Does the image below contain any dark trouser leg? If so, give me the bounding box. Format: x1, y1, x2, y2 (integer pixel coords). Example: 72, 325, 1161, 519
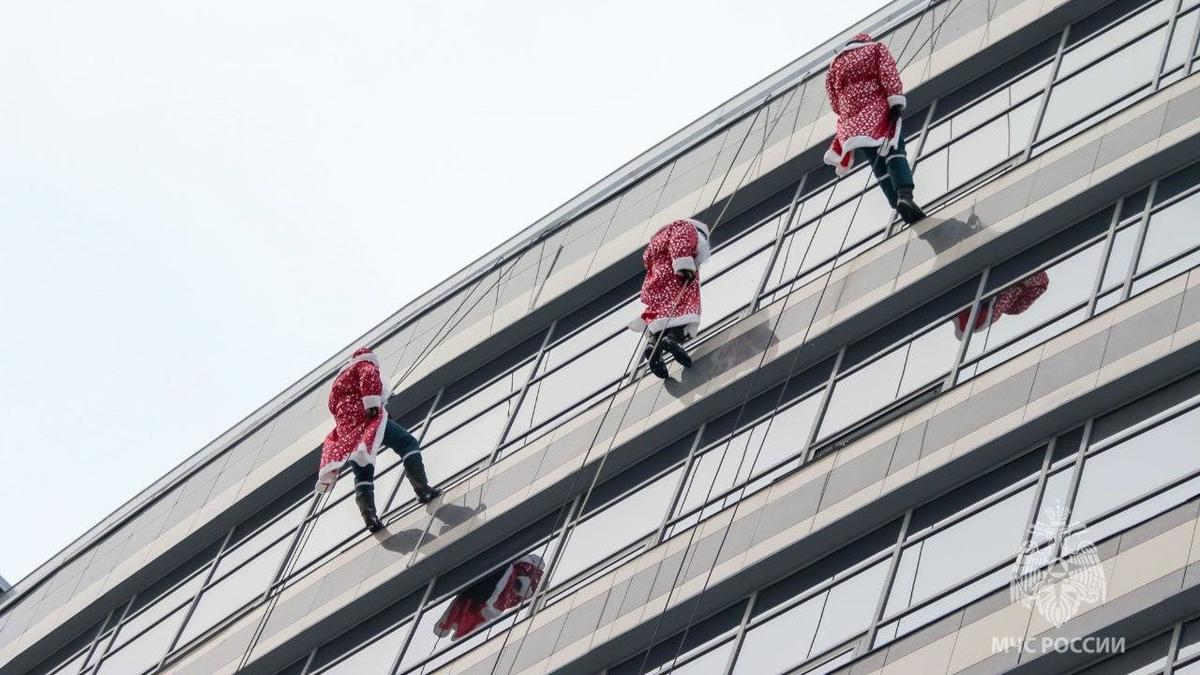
881, 137, 924, 223
865, 145, 898, 208
384, 419, 440, 503
349, 461, 384, 532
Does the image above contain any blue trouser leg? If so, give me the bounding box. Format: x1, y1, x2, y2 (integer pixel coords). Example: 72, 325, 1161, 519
383, 419, 429, 485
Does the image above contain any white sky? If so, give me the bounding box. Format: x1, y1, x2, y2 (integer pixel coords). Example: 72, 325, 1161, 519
0, 0, 887, 585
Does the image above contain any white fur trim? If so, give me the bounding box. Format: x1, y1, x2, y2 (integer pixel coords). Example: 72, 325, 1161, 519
824, 124, 904, 176
887, 95, 907, 109
836, 40, 872, 56
672, 256, 697, 274
482, 554, 544, 620
685, 219, 710, 238
362, 395, 383, 410
632, 313, 702, 338
314, 417, 388, 493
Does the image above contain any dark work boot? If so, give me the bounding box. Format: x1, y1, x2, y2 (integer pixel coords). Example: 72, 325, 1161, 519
660, 329, 692, 369
895, 187, 926, 224
403, 453, 442, 504
409, 475, 443, 505
354, 484, 385, 533
644, 334, 670, 379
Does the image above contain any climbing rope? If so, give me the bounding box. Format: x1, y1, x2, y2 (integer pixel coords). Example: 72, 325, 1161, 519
639, 2, 970, 672
485, 83, 804, 675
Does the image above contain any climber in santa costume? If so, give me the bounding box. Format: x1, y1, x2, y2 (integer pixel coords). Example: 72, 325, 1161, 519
434, 554, 545, 640
317, 347, 441, 533
629, 218, 711, 379
823, 33, 926, 225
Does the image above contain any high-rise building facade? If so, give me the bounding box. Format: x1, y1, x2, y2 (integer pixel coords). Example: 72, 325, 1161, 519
8, 0, 1200, 673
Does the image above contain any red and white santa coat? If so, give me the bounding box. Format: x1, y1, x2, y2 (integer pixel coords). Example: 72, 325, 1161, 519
823, 33, 907, 176
434, 554, 545, 641
954, 271, 1050, 337
315, 347, 388, 493
628, 219, 711, 338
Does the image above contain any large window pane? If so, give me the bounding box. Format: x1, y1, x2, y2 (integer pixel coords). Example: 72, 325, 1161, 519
915, 99, 1039, 204
1039, 27, 1167, 141
424, 363, 533, 442
1138, 190, 1200, 273
675, 392, 822, 519
113, 572, 205, 652
818, 323, 959, 440
422, 402, 509, 482
95, 606, 186, 675
512, 330, 640, 439
317, 621, 409, 674
551, 468, 682, 587
1072, 406, 1200, 524
733, 561, 888, 675
701, 248, 771, 326
886, 487, 1035, 616
1059, 1, 1171, 77
177, 538, 289, 646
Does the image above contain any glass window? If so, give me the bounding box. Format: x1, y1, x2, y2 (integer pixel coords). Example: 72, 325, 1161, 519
819, 322, 959, 440
675, 392, 822, 520
292, 495, 362, 573
1039, 27, 1167, 141
511, 329, 640, 440
316, 622, 409, 674
551, 468, 682, 587
733, 560, 888, 675
177, 538, 290, 647
424, 362, 533, 443
1138, 190, 1200, 273
1072, 406, 1200, 524
1100, 223, 1138, 293
660, 641, 735, 675
220, 503, 305, 575
1060, 1, 1172, 77
701, 247, 772, 326
915, 99, 1039, 205
540, 295, 642, 375
95, 606, 186, 675
1165, 9, 1200, 75
1073, 630, 1170, 675
963, 241, 1104, 366
113, 572, 205, 652
421, 401, 509, 483
886, 487, 1035, 616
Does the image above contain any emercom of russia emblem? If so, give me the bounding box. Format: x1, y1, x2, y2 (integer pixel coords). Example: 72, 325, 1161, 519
1009, 500, 1106, 628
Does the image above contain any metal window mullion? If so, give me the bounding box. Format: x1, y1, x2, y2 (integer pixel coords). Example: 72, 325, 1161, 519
537, 498, 583, 604
297, 648, 317, 675
1189, 3, 1200, 75
945, 269, 990, 389
803, 347, 847, 463
1053, 418, 1093, 561
386, 578, 437, 675
75, 607, 118, 674
657, 425, 707, 545
861, 511, 913, 654
90, 598, 135, 668
1014, 440, 1058, 573
162, 528, 235, 662
490, 324, 557, 464
383, 387, 443, 513
1123, 180, 1159, 301
1022, 26, 1070, 163
1167, 619, 1185, 675
1156, 0, 1187, 90
751, 177, 809, 312
720, 591, 759, 675
1087, 199, 1125, 317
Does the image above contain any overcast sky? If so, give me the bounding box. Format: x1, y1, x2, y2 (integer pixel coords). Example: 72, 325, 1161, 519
0, 0, 887, 585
